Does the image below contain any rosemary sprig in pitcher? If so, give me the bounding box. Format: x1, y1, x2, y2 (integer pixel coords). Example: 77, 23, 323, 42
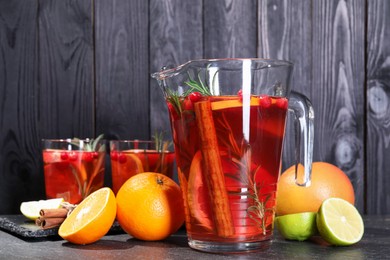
165, 69, 216, 117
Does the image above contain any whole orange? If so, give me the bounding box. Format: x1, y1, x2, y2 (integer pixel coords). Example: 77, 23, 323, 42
116, 172, 185, 241
276, 162, 355, 215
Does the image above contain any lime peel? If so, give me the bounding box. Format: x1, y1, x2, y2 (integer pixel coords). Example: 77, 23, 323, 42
275, 212, 318, 241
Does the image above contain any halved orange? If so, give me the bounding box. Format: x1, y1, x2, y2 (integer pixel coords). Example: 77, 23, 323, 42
58, 187, 116, 245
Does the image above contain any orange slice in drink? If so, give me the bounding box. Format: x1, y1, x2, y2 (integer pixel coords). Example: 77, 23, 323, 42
58, 187, 116, 245
187, 151, 213, 231
112, 152, 144, 194
128, 153, 145, 172
211, 97, 259, 110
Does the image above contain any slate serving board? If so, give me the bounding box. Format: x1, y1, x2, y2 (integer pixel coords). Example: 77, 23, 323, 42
0, 215, 123, 239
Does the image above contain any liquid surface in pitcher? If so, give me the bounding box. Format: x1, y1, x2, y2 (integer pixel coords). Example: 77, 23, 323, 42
167, 94, 288, 242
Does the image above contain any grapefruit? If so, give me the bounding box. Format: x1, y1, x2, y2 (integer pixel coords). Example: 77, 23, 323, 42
276, 162, 355, 215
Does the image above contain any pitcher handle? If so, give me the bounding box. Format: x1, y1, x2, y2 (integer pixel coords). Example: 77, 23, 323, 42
288, 91, 314, 186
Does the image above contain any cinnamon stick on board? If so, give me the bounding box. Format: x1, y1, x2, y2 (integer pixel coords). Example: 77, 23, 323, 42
39, 208, 68, 218
36, 217, 66, 229
194, 100, 234, 237
35, 208, 69, 229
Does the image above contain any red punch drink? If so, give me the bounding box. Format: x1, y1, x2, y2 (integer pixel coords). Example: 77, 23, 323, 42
152, 58, 314, 253
110, 140, 175, 194
42, 137, 106, 204
167, 95, 288, 243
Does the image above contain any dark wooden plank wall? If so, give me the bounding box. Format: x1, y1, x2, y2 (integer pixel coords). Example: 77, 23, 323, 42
0, 0, 388, 215
95, 0, 149, 141
366, 0, 390, 214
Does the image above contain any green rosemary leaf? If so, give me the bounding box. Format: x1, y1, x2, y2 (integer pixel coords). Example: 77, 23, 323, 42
166, 88, 183, 116
91, 134, 105, 152
197, 72, 208, 94
69, 138, 81, 148
152, 131, 172, 152
68, 134, 104, 152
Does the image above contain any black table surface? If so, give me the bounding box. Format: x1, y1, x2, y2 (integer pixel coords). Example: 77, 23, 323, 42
0, 215, 388, 259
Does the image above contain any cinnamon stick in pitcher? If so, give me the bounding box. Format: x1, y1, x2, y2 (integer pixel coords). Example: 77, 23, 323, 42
194, 100, 234, 237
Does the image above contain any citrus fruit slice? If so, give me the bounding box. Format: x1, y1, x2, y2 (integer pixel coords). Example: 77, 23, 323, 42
116, 172, 185, 241
111, 152, 144, 194
316, 198, 364, 246
275, 212, 317, 241
211, 97, 258, 110
122, 153, 144, 173
20, 198, 64, 220
187, 151, 213, 231
58, 187, 116, 245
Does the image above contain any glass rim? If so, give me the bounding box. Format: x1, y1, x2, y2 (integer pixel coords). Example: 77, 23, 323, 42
41, 138, 106, 143
109, 139, 155, 144
151, 58, 294, 80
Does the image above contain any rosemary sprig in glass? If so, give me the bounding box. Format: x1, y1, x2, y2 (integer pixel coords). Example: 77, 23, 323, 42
68, 134, 105, 152
153, 131, 172, 152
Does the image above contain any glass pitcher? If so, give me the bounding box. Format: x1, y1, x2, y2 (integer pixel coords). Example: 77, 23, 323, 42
152, 58, 314, 253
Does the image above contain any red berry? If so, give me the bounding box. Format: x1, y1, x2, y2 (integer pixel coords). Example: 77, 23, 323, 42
183, 98, 193, 110
60, 152, 69, 160
259, 95, 272, 108
237, 90, 243, 101
82, 152, 94, 162
118, 153, 127, 164
276, 97, 288, 110
167, 102, 175, 112
69, 151, 78, 161
167, 102, 179, 120
111, 151, 118, 161
189, 92, 202, 103
92, 152, 99, 159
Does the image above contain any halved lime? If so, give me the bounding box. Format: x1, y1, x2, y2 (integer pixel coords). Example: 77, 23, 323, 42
316, 198, 364, 246
20, 198, 64, 220
275, 212, 317, 241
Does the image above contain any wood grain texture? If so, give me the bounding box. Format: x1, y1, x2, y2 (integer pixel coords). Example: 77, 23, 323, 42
38, 0, 94, 139
95, 0, 149, 140
259, 0, 365, 212
258, 0, 312, 170
149, 0, 203, 138
204, 0, 257, 58
0, 0, 42, 213
366, 0, 390, 214
312, 0, 365, 211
